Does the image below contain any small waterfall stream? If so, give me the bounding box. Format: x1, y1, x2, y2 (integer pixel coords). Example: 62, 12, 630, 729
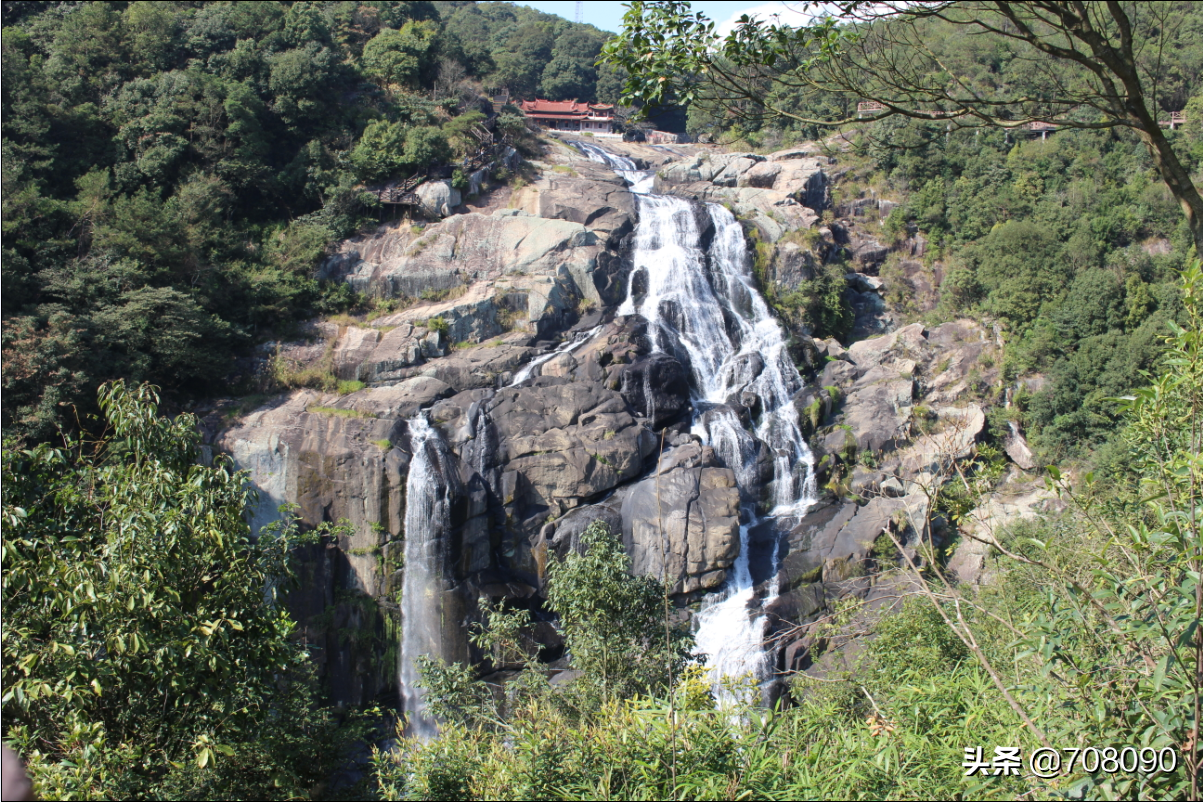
398, 415, 451, 738
572, 139, 656, 194
509, 325, 604, 386
574, 142, 818, 701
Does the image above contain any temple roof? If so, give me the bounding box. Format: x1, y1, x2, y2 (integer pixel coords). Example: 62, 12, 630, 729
519, 99, 614, 116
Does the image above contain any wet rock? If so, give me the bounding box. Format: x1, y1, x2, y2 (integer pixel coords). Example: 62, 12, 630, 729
619, 353, 691, 428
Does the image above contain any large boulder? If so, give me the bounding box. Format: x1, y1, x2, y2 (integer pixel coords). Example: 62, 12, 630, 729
769, 242, 818, 290
483, 377, 657, 522
620, 442, 741, 594
510, 159, 637, 247
712, 156, 762, 187
778, 494, 928, 598
619, 353, 691, 428
416, 179, 462, 218
841, 377, 914, 453
846, 323, 928, 368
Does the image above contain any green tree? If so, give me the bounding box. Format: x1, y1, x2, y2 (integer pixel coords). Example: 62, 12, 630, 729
539, 28, 604, 101
362, 21, 439, 89
545, 521, 694, 705
2, 381, 359, 800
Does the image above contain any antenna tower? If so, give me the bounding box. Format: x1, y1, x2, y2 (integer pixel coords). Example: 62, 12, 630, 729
575, 1, 584, 23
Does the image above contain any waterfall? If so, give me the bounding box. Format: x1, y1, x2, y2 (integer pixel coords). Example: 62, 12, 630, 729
398, 415, 451, 739
509, 325, 604, 386
572, 142, 818, 702
621, 195, 818, 701
575, 143, 819, 700
571, 140, 655, 194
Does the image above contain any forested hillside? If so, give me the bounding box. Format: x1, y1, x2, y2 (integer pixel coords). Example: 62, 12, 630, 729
3, 3, 1202, 801
1, 0, 616, 443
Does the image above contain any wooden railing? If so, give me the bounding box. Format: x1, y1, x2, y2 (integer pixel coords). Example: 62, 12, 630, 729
1160, 110, 1186, 129
370, 123, 515, 206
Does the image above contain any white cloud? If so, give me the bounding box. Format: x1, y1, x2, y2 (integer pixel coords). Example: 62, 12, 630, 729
713, 2, 829, 39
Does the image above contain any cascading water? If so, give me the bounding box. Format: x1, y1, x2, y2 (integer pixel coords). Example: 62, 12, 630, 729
509, 325, 604, 386
575, 142, 818, 702
398, 415, 451, 739
571, 140, 655, 194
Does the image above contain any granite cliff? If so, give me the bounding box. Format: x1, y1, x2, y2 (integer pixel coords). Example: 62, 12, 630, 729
205, 135, 1055, 707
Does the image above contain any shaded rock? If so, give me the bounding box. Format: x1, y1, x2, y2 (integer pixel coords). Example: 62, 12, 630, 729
846, 272, 885, 293
767, 146, 817, 161
769, 242, 818, 290
846, 289, 893, 340
621, 442, 741, 595
851, 237, 890, 269
619, 353, 691, 428
548, 495, 626, 560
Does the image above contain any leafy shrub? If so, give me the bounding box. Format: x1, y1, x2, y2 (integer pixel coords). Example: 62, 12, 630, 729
1, 382, 363, 800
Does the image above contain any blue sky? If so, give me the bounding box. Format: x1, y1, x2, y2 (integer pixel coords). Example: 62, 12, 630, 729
516, 2, 816, 34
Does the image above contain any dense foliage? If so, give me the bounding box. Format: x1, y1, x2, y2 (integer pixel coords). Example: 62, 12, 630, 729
1, 1, 615, 443
1, 381, 363, 800
373, 267, 1201, 799
872, 121, 1191, 457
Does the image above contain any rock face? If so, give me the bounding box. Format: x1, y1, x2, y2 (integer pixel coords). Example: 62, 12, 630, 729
653, 148, 828, 242
212, 137, 1046, 708
620, 442, 741, 594
321, 152, 639, 350
481, 378, 656, 521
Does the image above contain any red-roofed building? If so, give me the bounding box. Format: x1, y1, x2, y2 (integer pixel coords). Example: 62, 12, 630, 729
518, 99, 616, 134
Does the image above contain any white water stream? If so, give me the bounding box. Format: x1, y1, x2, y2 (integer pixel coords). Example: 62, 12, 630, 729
398, 415, 450, 738
509, 325, 604, 386
574, 142, 818, 702
397, 142, 818, 736
572, 139, 656, 194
